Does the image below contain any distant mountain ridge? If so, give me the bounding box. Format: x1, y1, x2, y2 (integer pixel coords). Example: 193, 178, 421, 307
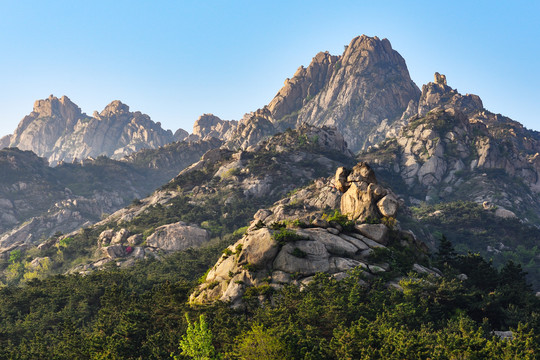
1, 95, 184, 165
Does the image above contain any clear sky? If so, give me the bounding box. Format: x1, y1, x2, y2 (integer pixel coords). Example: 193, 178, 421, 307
0, 0, 538, 137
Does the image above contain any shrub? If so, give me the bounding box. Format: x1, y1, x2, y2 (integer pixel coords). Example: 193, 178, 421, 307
273, 228, 306, 245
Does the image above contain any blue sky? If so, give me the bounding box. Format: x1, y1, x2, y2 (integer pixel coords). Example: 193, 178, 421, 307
0, 1, 538, 136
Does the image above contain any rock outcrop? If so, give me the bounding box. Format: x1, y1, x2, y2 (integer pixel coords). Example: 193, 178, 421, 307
191, 163, 428, 307
360, 74, 540, 220
417, 72, 483, 117
56, 125, 355, 273
6, 95, 176, 165
268, 51, 339, 123
287, 35, 420, 151
145, 222, 209, 251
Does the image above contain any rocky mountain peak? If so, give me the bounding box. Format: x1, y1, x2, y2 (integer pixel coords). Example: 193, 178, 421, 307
186, 114, 238, 142
32, 94, 82, 120
417, 73, 483, 117
4, 96, 175, 165
341, 35, 396, 67
98, 100, 130, 118
292, 35, 421, 152
434, 72, 447, 86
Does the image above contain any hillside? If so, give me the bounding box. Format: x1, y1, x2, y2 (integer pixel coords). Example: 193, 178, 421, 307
0, 125, 355, 283
0, 138, 219, 257
0, 159, 537, 359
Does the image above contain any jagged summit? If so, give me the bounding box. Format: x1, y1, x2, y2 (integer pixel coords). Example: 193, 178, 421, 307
188, 35, 421, 153
291, 35, 421, 151
98, 100, 131, 117
32, 95, 83, 121
185, 113, 238, 142
4, 95, 176, 165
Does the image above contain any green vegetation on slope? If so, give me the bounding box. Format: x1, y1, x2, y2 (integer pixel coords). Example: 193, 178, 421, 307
0, 238, 538, 359
402, 200, 540, 289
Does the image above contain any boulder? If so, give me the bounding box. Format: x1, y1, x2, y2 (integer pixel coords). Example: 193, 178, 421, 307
237, 228, 279, 267
341, 182, 379, 221
377, 194, 399, 217
127, 234, 143, 246
494, 208, 517, 219
102, 244, 125, 259
334, 167, 350, 192
273, 241, 330, 275
98, 229, 114, 247
110, 228, 129, 245
299, 228, 358, 257
354, 224, 389, 245
347, 163, 378, 184
145, 221, 209, 251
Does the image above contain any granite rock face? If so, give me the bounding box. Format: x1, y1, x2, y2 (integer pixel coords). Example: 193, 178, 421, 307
268, 51, 339, 123
292, 35, 421, 152
6, 95, 175, 165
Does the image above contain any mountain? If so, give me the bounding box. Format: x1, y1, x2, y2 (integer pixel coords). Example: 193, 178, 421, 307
0, 125, 354, 281
3, 95, 180, 165
187, 35, 421, 153
359, 73, 540, 222
273, 35, 421, 151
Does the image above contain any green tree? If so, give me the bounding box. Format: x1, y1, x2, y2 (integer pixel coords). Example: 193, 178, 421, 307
435, 234, 457, 270
235, 323, 287, 360
175, 314, 217, 360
